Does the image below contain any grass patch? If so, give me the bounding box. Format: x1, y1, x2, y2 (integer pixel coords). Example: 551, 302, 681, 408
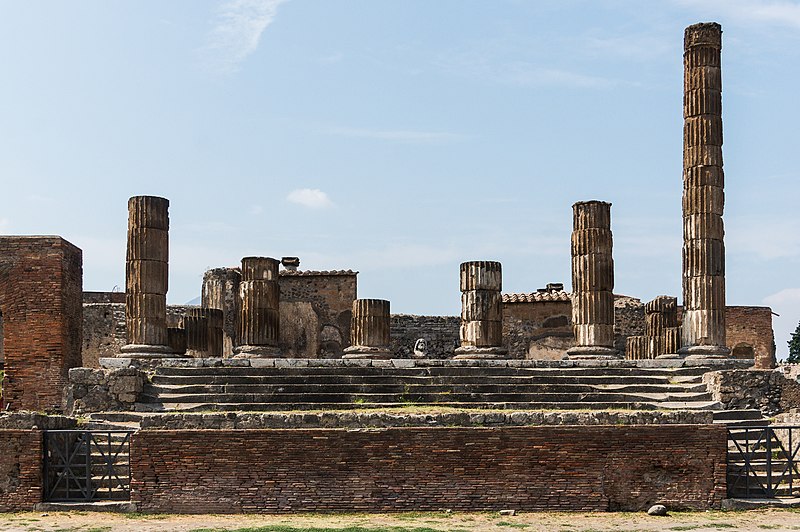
497, 522, 530, 528
123, 512, 168, 520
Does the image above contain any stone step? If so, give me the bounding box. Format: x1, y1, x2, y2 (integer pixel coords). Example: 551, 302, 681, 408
136, 400, 723, 413
713, 409, 764, 421
152, 365, 710, 378
149, 374, 702, 387
140, 390, 714, 405
145, 382, 707, 396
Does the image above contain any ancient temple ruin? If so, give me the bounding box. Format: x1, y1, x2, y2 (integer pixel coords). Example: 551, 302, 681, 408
0, 22, 793, 515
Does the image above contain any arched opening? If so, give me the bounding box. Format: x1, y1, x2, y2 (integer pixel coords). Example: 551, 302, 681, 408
732, 342, 755, 359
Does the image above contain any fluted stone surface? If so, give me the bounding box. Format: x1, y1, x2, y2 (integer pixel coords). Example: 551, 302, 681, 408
120, 196, 173, 357
343, 299, 392, 359
626, 336, 648, 361
234, 257, 282, 358
645, 296, 679, 338
454, 261, 507, 359
166, 327, 187, 355
184, 308, 224, 358
624, 296, 682, 360
680, 22, 729, 357
202, 267, 241, 357
568, 201, 618, 359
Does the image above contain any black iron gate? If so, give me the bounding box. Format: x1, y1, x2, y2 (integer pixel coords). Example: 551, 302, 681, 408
43, 430, 133, 502
727, 425, 800, 498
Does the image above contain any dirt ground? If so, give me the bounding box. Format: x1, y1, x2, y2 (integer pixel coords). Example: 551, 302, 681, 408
1, 509, 800, 532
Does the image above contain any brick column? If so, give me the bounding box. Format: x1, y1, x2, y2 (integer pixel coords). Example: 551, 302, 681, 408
343, 299, 392, 359
567, 201, 619, 359
679, 22, 730, 358
120, 196, 174, 357
202, 267, 241, 357
234, 257, 282, 358
184, 308, 224, 358
454, 261, 507, 359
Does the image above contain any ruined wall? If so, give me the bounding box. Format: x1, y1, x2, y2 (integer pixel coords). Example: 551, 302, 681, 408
503, 298, 572, 359
278, 271, 357, 357
0, 430, 42, 511
725, 306, 775, 368
81, 303, 197, 367
0, 237, 82, 412
83, 291, 125, 304
131, 425, 726, 513
390, 315, 460, 358
703, 369, 800, 416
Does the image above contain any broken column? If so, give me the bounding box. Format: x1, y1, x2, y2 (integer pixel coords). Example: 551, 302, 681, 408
624, 296, 682, 359
234, 257, 281, 358
567, 201, 618, 359
202, 267, 241, 357
184, 308, 224, 358
680, 22, 729, 357
342, 299, 392, 359
454, 261, 507, 359
120, 196, 173, 357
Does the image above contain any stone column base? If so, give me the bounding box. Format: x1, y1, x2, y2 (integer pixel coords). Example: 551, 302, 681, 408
342, 346, 392, 360
566, 346, 620, 360
678, 344, 731, 359
233, 345, 283, 358
452, 346, 508, 360
118, 344, 180, 358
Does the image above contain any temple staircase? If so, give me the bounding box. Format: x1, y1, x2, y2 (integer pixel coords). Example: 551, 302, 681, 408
132, 364, 723, 413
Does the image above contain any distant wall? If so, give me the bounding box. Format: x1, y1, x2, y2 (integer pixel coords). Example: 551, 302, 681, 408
81, 303, 197, 367
131, 425, 727, 513
278, 271, 357, 357
390, 315, 460, 358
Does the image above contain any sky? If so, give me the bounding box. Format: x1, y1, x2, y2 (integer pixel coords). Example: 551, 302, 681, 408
1, 1, 799, 358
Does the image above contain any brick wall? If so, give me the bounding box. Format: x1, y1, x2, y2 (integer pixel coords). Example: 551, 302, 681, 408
503, 301, 573, 359
725, 306, 775, 368
0, 430, 42, 511
0, 237, 83, 411
131, 424, 726, 513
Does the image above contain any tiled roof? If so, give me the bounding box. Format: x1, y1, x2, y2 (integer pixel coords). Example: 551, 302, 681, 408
503, 291, 571, 303
279, 269, 358, 277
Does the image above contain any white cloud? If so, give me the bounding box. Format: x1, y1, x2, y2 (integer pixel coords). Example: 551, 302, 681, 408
0, 218, 10, 233
287, 188, 334, 209
203, 0, 289, 74
324, 126, 467, 144
673, 0, 800, 29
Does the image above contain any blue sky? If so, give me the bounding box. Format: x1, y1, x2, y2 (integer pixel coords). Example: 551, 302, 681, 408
1, 1, 799, 357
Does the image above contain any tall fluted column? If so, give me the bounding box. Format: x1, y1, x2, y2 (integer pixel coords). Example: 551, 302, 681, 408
454, 261, 507, 359
680, 22, 729, 358
202, 267, 241, 357
567, 201, 618, 359
342, 299, 392, 359
234, 257, 281, 358
120, 196, 174, 357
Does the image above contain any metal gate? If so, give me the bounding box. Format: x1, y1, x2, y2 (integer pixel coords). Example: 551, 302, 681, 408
43, 430, 133, 502
727, 425, 800, 498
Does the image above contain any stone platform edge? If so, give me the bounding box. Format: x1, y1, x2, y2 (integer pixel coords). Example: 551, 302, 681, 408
132, 409, 714, 430
100, 356, 755, 370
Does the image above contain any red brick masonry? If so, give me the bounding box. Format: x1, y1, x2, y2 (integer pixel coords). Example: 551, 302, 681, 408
0, 430, 43, 511
0, 236, 83, 412
131, 425, 727, 513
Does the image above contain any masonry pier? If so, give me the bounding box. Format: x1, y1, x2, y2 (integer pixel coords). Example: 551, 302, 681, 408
202, 268, 241, 357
